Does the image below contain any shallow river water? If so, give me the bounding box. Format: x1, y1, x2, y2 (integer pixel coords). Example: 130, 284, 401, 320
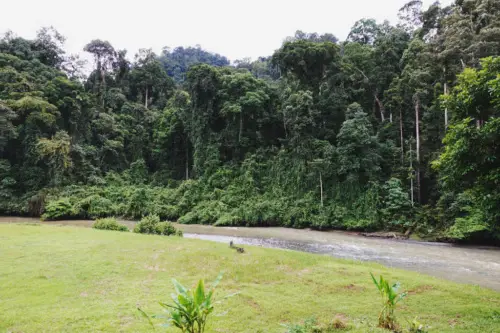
2, 217, 500, 291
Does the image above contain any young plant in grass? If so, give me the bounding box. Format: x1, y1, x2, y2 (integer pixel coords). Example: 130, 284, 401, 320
370, 273, 407, 331
407, 317, 430, 333
139, 273, 225, 332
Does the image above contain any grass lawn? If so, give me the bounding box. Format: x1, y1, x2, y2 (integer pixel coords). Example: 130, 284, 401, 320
0, 224, 499, 333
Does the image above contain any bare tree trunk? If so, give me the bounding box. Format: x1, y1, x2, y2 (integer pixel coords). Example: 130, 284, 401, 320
319, 172, 323, 207
374, 95, 385, 122
415, 95, 421, 204
144, 88, 148, 109
400, 108, 404, 165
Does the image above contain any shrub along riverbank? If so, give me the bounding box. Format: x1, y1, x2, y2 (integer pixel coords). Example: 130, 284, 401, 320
0, 178, 430, 235
1, 223, 499, 332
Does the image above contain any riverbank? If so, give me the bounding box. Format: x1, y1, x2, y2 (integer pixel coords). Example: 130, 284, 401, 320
2, 217, 500, 291
1, 223, 500, 332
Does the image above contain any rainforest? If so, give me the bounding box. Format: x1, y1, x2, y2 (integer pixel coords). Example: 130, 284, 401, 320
1, 0, 500, 244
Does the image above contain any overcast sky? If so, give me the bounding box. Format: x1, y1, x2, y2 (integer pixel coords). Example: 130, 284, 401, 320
2, 0, 452, 62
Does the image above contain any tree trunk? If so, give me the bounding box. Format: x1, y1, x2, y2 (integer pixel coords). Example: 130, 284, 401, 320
319, 172, 323, 207
94, 58, 100, 95
374, 94, 385, 122
185, 143, 189, 180
444, 67, 449, 129
239, 112, 243, 143
415, 95, 421, 204
399, 108, 404, 165
99, 59, 106, 107
144, 88, 148, 109
410, 144, 414, 207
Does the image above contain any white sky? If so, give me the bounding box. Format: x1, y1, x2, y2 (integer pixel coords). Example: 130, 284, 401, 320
2, 0, 452, 62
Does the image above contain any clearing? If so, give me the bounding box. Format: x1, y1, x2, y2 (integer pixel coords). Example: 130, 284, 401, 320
0, 224, 499, 332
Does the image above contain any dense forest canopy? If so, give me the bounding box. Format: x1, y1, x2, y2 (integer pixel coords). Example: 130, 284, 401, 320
1, 0, 499, 243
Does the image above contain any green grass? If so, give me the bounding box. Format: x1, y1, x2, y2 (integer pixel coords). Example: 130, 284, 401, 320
0, 224, 499, 333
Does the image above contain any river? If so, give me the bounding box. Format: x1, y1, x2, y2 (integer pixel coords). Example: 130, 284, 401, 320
2, 217, 500, 291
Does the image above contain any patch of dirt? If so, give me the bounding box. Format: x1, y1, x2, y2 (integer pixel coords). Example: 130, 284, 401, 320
80, 292, 88, 297
333, 313, 349, 321
151, 250, 165, 260
145, 264, 165, 272
276, 264, 293, 272
119, 315, 134, 329
408, 285, 434, 295
297, 268, 312, 276
342, 284, 365, 292
246, 299, 261, 310
448, 318, 461, 327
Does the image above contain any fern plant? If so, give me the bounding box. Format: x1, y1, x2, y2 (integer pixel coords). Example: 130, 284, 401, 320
370, 273, 407, 331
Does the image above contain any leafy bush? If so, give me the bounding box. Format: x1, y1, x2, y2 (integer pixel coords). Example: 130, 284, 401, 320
370, 273, 407, 331
178, 200, 228, 225
74, 195, 115, 218
41, 198, 74, 220
155, 221, 178, 236
92, 218, 129, 232
139, 274, 223, 333
381, 178, 412, 230
283, 194, 319, 228
134, 214, 182, 236
343, 218, 375, 231
311, 204, 347, 230
134, 214, 161, 234
214, 213, 242, 226
126, 188, 152, 218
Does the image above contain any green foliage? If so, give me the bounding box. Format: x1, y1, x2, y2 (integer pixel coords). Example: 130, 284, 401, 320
381, 178, 412, 230
155, 221, 182, 236
133, 214, 182, 237
133, 214, 161, 234
434, 57, 500, 242
140, 274, 223, 332
160, 46, 229, 83
127, 188, 152, 219
283, 318, 321, 333
2, 5, 500, 244
282, 317, 349, 333
74, 195, 115, 219
41, 198, 74, 220
92, 218, 129, 232
370, 273, 407, 331
407, 317, 430, 333
337, 103, 381, 185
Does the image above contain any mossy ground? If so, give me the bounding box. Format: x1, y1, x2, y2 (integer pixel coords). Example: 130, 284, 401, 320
1, 224, 499, 332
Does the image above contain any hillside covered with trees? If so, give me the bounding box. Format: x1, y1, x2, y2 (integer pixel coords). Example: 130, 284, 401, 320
1, 0, 499, 244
